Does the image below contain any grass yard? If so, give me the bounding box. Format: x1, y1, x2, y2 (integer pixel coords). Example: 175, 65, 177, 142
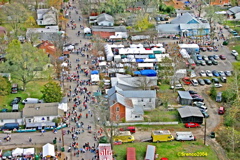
0, 80, 48, 111
114, 141, 218, 160
144, 109, 179, 122
232, 45, 240, 53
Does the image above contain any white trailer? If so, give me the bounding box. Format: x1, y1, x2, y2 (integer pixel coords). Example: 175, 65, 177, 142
175, 132, 196, 141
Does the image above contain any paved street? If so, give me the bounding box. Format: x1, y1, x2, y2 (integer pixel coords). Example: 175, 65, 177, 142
0, 1, 99, 160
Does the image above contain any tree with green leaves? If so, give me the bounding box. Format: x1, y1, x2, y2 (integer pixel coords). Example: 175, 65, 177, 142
0, 76, 11, 96
134, 15, 151, 31
0, 40, 49, 90
41, 81, 63, 102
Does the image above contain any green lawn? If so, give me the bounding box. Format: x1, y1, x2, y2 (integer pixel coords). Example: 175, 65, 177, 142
114, 141, 218, 160
0, 80, 47, 111
232, 45, 240, 53
144, 109, 179, 122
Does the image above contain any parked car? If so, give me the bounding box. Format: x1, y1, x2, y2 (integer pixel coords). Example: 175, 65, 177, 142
218, 71, 225, 77
201, 47, 207, 52
220, 76, 227, 83
213, 55, 219, 60
182, 77, 191, 85
206, 70, 213, 77
191, 79, 198, 86
202, 111, 209, 118
212, 78, 220, 83
10, 97, 21, 106
199, 70, 206, 77
218, 107, 225, 115
232, 31, 238, 36
192, 97, 204, 102
202, 55, 208, 60
208, 55, 214, 60
224, 25, 229, 29
170, 84, 183, 89
198, 105, 208, 112
185, 122, 200, 128
219, 55, 226, 60
213, 83, 223, 88
216, 92, 222, 102
212, 60, 218, 65
197, 55, 203, 60
197, 78, 205, 85
231, 50, 238, 57
203, 79, 212, 85
200, 60, 206, 66
207, 47, 213, 52
212, 70, 220, 77
224, 71, 232, 77
193, 101, 205, 107
189, 90, 197, 95
206, 60, 213, 65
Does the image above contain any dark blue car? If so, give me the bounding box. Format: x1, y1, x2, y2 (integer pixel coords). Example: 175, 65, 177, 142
212, 70, 220, 77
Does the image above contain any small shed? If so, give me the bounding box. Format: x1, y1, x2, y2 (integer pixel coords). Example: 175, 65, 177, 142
177, 106, 204, 124
178, 91, 193, 105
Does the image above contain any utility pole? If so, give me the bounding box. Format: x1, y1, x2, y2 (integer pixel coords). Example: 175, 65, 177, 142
204, 117, 207, 145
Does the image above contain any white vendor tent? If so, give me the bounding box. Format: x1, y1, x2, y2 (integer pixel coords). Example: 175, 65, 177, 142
12, 148, 24, 157
43, 143, 55, 157
99, 61, 107, 66
179, 49, 190, 58
61, 62, 68, 67
91, 74, 100, 82
138, 63, 153, 68
58, 103, 68, 112
84, 27, 91, 34
23, 148, 34, 156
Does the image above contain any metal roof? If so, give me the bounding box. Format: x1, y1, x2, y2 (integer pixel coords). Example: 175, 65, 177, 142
156, 24, 180, 34
171, 12, 199, 24
178, 91, 193, 99
177, 106, 204, 118
23, 103, 61, 117
228, 6, 240, 14
119, 90, 156, 98
0, 112, 21, 119
92, 26, 127, 32
97, 13, 114, 23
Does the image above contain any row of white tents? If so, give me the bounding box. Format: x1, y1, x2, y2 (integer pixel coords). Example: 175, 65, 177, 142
10, 143, 55, 158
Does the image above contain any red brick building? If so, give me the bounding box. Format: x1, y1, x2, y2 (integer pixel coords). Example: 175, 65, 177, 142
110, 103, 126, 122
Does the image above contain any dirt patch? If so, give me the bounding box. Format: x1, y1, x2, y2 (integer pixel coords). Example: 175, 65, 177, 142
165, 0, 185, 9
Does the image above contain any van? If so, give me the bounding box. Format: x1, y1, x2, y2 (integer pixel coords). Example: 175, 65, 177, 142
218, 107, 225, 115
198, 105, 208, 112
22, 98, 43, 104
216, 92, 222, 102
151, 130, 174, 142
11, 84, 18, 94
175, 132, 196, 141
119, 126, 136, 133
113, 131, 135, 143
220, 76, 227, 83
1, 123, 19, 130
12, 104, 19, 112
187, 59, 196, 68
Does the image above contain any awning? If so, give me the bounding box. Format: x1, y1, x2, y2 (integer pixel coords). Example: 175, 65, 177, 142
43, 143, 55, 157
26, 122, 56, 128
136, 59, 144, 63
133, 71, 141, 75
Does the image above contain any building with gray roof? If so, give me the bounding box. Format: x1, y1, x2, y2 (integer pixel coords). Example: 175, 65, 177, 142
0, 112, 22, 126
97, 13, 114, 26
227, 6, 240, 19
177, 106, 204, 124
178, 91, 193, 105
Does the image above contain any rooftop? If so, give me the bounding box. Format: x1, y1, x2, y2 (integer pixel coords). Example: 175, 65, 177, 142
152, 130, 171, 135
177, 106, 204, 118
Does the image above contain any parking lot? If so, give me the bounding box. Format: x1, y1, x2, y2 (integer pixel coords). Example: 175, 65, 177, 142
194, 46, 235, 77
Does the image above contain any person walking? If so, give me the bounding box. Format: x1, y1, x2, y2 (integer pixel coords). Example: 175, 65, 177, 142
29, 137, 32, 142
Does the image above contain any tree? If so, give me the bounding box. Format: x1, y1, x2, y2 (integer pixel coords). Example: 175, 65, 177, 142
41, 81, 63, 102
209, 85, 217, 99
0, 76, 11, 96
134, 15, 151, 31
0, 40, 49, 90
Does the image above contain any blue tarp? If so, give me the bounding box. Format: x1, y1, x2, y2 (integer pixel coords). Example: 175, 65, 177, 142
134, 71, 141, 75
184, 1, 190, 4
136, 59, 144, 63
91, 70, 99, 74
140, 69, 157, 77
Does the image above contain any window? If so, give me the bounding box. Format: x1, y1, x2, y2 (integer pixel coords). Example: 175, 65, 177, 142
116, 107, 120, 112
135, 115, 140, 118
28, 119, 31, 123
149, 98, 152, 102
116, 115, 119, 120
47, 117, 50, 121
1, 120, 3, 123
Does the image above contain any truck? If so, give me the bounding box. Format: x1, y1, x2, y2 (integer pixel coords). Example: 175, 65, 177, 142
113, 131, 134, 143
151, 130, 174, 142
0, 123, 19, 131
175, 132, 196, 141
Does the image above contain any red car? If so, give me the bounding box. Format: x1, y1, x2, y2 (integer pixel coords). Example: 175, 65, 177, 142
185, 122, 200, 128
219, 55, 226, 60
182, 77, 191, 85
113, 141, 122, 145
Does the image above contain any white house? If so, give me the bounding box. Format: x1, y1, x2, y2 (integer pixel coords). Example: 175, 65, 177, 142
227, 6, 240, 19
96, 13, 114, 26
0, 112, 23, 126
36, 7, 58, 26
23, 103, 64, 124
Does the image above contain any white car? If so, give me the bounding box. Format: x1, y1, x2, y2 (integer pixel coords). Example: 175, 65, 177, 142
191, 79, 199, 86
193, 102, 205, 107
170, 84, 183, 89
206, 70, 213, 77
199, 70, 206, 77
231, 50, 238, 57
213, 83, 223, 88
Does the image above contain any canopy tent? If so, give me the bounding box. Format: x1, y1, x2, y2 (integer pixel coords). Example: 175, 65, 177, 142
12, 148, 24, 157
61, 62, 68, 67
43, 143, 55, 157
133, 71, 141, 75
91, 74, 100, 82
136, 59, 144, 63
138, 63, 153, 68
140, 69, 157, 77
91, 70, 99, 75
58, 103, 68, 112
23, 148, 34, 156
84, 27, 91, 34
